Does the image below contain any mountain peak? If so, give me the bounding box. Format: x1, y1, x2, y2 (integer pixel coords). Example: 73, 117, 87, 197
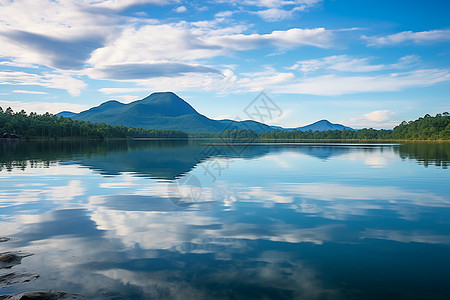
99, 100, 125, 108
133, 92, 199, 117
102, 99, 123, 105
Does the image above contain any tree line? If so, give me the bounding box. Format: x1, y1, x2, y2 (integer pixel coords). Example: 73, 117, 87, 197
260, 113, 450, 140
190, 113, 450, 141
0, 107, 188, 139
1, 107, 449, 140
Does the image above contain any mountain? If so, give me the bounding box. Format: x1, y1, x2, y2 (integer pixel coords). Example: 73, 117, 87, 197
56, 111, 77, 118
62, 92, 353, 133
70, 92, 273, 133
296, 120, 354, 132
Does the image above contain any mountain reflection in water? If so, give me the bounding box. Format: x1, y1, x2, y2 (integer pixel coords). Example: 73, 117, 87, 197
1, 140, 448, 178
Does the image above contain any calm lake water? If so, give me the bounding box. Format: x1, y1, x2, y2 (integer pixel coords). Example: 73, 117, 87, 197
1, 140, 449, 299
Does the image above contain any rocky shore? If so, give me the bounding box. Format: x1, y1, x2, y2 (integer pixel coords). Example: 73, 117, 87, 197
0, 237, 81, 300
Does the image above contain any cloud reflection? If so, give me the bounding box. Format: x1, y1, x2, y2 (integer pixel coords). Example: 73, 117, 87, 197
1, 142, 449, 299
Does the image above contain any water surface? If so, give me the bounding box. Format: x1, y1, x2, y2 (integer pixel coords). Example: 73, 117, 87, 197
1, 140, 449, 299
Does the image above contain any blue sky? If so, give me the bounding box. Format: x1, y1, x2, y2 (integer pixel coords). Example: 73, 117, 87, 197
0, 0, 449, 129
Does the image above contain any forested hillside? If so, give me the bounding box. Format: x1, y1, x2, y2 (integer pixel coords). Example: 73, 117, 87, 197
258, 113, 450, 140
0, 107, 188, 139
390, 113, 450, 140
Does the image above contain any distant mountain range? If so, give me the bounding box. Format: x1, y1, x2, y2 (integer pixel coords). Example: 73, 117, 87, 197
57, 92, 354, 133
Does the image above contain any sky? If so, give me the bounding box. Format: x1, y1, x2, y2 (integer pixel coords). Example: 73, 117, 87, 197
0, 0, 449, 129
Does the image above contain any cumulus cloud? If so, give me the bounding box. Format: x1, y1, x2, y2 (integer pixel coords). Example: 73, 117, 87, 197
363, 110, 395, 122
0, 0, 446, 100
363, 29, 450, 46
0, 0, 335, 96
88, 24, 334, 67
174, 6, 187, 13
88, 24, 222, 65
345, 110, 397, 128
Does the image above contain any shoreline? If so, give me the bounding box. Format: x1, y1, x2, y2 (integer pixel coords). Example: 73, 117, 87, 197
2, 137, 450, 142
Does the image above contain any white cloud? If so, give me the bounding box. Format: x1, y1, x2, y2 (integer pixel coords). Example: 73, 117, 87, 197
88, 24, 222, 65
12, 90, 48, 95
92, 65, 450, 96
87, 0, 178, 10
215, 11, 234, 18
136, 63, 445, 97
0, 0, 335, 96
345, 110, 398, 128
174, 6, 187, 13
0, 0, 106, 38
222, 0, 321, 21
363, 110, 395, 122
278, 69, 450, 96
241, 0, 321, 8
88, 24, 334, 68
288, 55, 420, 73
363, 29, 450, 46
392, 55, 421, 67
0, 71, 86, 96
0, 100, 89, 114
124, 66, 295, 94
98, 87, 150, 94
128, 71, 235, 93
238, 68, 295, 91
254, 7, 304, 22
0, 0, 116, 69
0, 61, 37, 68
0, 0, 445, 101
90, 62, 221, 80
295, 55, 384, 72
205, 28, 334, 51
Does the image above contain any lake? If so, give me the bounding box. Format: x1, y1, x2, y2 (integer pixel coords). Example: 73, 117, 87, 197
1, 140, 449, 299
